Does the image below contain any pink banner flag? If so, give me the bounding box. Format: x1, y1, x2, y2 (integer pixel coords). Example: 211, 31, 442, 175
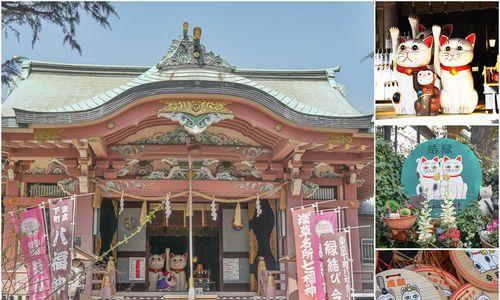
13, 206, 52, 299
320, 232, 352, 300
291, 205, 317, 300
49, 197, 75, 299
310, 211, 338, 300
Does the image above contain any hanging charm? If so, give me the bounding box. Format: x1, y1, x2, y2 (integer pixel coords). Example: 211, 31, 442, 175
165, 193, 172, 220
119, 191, 124, 215
255, 193, 262, 218
210, 196, 217, 221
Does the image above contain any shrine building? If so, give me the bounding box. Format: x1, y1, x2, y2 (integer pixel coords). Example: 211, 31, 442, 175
1, 23, 374, 299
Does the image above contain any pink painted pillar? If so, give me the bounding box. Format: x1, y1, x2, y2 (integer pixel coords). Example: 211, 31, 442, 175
2, 181, 21, 277
344, 182, 362, 292
76, 194, 94, 252
285, 186, 303, 300
5, 180, 20, 198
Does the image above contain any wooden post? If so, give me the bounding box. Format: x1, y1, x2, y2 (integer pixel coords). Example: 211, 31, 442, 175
344, 182, 362, 292
285, 185, 303, 300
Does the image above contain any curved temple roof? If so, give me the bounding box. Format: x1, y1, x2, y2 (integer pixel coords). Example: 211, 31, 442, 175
2, 27, 371, 130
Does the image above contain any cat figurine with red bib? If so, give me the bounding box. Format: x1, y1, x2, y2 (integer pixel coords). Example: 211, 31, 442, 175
148, 253, 166, 291
433, 25, 478, 114
165, 248, 188, 292
389, 26, 434, 115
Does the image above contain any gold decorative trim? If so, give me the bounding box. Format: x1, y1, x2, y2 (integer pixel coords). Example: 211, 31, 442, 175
33, 128, 63, 141
328, 134, 353, 146
158, 100, 232, 116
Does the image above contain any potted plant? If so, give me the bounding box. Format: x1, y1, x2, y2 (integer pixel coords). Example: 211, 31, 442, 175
438, 228, 463, 248
382, 200, 417, 234
480, 219, 498, 248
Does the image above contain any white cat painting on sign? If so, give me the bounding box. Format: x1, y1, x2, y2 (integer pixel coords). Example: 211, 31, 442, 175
416, 156, 441, 200
440, 155, 467, 200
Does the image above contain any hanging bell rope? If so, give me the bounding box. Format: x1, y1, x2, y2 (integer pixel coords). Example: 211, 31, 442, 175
279, 188, 287, 211
232, 201, 243, 229
140, 200, 148, 225
92, 186, 102, 208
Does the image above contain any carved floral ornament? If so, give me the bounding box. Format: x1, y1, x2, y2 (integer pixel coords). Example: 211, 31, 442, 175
115, 159, 263, 181
24, 159, 67, 175
33, 128, 64, 141
158, 100, 232, 116
328, 134, 354, 150
134, 127, 247, 146
157, 100, 234, 135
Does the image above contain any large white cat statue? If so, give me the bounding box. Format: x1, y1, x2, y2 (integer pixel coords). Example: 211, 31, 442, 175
433, 25, 478, 114
148, 253, 166, 291
165, 248, 188, 292
389, 27, 433, 115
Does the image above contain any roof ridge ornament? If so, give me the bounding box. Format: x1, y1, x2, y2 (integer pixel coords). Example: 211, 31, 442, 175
326, 66, 346, 97
156, 22, 236, 72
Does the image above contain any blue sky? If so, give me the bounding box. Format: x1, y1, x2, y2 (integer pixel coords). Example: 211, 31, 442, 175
2, 2, 374, 113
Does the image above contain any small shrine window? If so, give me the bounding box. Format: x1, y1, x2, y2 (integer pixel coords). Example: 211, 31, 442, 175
306, 186, 338, 200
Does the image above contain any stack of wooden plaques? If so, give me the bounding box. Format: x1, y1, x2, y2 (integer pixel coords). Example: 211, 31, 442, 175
414, 266, 461, 299
376, 269, 443, 299
450, 250, 499, 300
376, 250, 499, 300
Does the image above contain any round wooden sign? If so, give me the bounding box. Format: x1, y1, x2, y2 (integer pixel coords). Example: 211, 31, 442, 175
415, 266, 461, 299
376, 268, 442, 300
401, 138, 482, 217
450, 250, 499, 292
450, 283, 498, 300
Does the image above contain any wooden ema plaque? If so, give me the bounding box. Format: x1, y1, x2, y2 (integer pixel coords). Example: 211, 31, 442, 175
376, 269, 442, 300
450, 283, 498, 300
450, 250, 499, 292
415, 266, 461, 299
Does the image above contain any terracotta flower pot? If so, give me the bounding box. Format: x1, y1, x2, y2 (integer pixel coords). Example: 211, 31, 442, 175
480, 231, 496, 248
382, 215, 417, 235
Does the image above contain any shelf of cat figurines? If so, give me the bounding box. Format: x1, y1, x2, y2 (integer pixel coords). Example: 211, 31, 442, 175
374, 49, 397, 103
483, 66, 499, 114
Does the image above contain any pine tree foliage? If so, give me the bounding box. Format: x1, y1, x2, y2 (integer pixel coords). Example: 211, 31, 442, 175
1, 2, 118, 86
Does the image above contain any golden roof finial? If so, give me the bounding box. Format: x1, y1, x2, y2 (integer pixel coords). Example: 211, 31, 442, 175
183, 22, 189, 39
193, 26, 202, 40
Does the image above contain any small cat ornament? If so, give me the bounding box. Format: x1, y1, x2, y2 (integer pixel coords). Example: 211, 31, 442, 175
413, 69, 440, 116
389, 26, 433, 115
478, 185, 497, 218
433, 25, 478, 114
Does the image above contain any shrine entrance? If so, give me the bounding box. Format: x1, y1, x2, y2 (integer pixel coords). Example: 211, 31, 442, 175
149, 233, 220, 291
146, 202, 222, 292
